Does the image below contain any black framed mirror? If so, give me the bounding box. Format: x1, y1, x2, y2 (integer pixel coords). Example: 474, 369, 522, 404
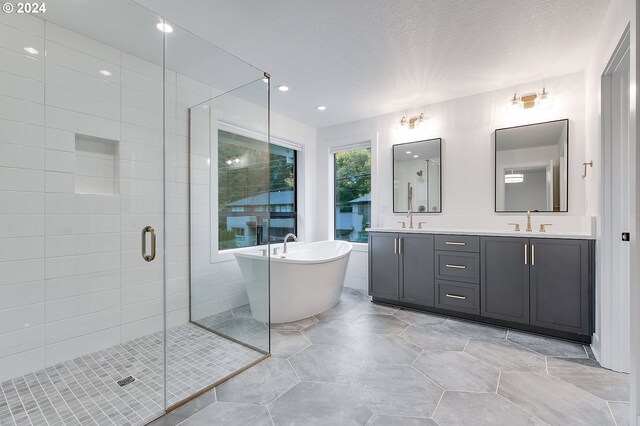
495, 119, 568, 212
393, 138, 442, 213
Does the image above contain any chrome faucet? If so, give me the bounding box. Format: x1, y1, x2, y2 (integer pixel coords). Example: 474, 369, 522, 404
407, 210, 414, 229
283, 233, 298, 254
526, 211, 533, 232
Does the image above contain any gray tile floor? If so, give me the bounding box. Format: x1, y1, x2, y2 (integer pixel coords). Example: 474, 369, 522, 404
153, 288, 630, 426
0, 324, 263, 426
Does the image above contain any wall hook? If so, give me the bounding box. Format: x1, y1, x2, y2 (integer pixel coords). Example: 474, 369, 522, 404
582, 161, 593, 179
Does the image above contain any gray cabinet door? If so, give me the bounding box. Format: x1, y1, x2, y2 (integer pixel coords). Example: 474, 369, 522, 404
369, 232, 399, 300
529, 238, 590, 334
481, 236, 530, 324
399, 233, 434, 307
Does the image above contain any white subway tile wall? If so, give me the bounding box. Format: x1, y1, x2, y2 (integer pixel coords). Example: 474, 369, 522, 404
0, 13, 194, 382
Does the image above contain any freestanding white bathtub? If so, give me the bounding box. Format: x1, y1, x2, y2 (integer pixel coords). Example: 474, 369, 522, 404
234, 240, 352, 323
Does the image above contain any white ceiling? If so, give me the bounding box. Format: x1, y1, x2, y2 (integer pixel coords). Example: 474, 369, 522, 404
134, 0, 610, 129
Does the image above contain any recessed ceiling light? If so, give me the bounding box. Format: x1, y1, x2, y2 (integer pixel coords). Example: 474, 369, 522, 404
278, 85, 289, 92
316, 105, 326, 111
413, 155, 419, 158
406, 151, 412, 154
156, 22, 173, 33
99, 70, 112, 76
24, 47, 38, 55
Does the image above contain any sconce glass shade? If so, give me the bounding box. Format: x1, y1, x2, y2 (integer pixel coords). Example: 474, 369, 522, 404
400, 116, 407, 126
537, 87, 553, 110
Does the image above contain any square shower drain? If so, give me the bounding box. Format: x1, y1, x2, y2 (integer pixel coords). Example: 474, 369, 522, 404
117, 376, 136, 387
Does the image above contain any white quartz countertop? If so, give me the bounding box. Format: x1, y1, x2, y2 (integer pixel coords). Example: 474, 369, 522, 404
366, 227, 595, 240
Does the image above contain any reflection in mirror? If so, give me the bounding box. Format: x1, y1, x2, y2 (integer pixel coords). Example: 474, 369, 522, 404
495, 119, 568, 212
393, 138, 442, 213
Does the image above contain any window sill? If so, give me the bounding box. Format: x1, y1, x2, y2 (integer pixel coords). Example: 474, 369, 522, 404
347, 242, 369, 252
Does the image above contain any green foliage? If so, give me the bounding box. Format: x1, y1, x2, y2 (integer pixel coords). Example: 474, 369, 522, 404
335, 148, 371, 206
218, 131, 295, 210
218, 229, 237, 250
359, 215, 369, 242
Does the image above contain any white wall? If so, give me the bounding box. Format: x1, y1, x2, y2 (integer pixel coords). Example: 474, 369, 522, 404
0, 12, 249, 382
0, 14, 169, 380
189, 90, 317, 321
582, 0, 637, 418
318, 72, 587, 293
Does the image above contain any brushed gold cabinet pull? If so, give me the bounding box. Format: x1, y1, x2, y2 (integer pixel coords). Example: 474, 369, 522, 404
445, 241, 466, 246
394, 238, 397, 255
446, 293, 466, 300
141, 226, 156, 262
524, 244, 527, 265
399, 237, 402, 255
445, 264, 466, 269
531, 244, 535, 266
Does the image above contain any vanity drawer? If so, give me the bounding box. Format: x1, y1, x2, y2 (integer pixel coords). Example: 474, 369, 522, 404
435, 280, 480, 315
435, 251, 480, 284
435, 235, 480, 253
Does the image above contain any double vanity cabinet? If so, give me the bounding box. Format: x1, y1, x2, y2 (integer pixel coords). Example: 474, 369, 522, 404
368, 230, 595, 342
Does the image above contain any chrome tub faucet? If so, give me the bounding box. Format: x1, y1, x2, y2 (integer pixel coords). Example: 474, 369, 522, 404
283, 233, 298, 254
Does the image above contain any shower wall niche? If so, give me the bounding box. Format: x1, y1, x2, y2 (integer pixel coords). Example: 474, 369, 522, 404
74, 134, 120, 195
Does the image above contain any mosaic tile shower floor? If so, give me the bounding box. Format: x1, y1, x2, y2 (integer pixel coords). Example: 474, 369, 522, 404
0, 324, 263, 426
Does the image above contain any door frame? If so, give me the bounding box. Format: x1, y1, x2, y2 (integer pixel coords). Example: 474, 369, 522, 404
599, 26, 631, 374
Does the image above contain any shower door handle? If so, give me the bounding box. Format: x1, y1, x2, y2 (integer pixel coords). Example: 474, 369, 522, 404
141, 226, 156, 262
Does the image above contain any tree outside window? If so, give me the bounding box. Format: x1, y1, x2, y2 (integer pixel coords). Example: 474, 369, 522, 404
334, 148, 371, 243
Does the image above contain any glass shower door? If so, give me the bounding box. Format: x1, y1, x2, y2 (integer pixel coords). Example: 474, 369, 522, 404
0, 1, 167, 424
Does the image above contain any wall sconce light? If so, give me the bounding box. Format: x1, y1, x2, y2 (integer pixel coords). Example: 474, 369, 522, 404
510, 87, 550, 109
400, 113, 425, 129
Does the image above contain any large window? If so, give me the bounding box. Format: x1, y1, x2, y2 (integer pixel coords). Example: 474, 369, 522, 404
218, 130, 297, 250
334, 147, 371, 243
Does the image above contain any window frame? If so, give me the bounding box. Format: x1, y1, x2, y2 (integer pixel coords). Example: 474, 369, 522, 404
211, 121, 301, 262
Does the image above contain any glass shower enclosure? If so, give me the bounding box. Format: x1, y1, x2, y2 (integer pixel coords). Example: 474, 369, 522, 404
0, 0, 270, 424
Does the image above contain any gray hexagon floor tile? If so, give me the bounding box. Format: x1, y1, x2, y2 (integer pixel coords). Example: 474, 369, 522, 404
608, 402, 630, 426
498, 372, 616, 426
214, 317, 268, 342
270, 316, 318, 332
367, 415, 437, 425
433, 392, 547, 426
393, 309, 447, 327
352, 314, 409, 334
216, 358, 299, 405
413, 351, 499, 392
302, 320, 360, 345
314, 289, 367, 321
350, 334, 422, 366
443, 318, 507, 339
180, 402, 271, 426
401, 325, 469, 351
507, 330, 588, 357
546, 357, 629, 401
341, 301, 400, 322
464, 339, 546, 372
269, 381, 371, 426
269, 330, 311, 358
289, 344, 366, 382
348, 365, 443, 417
197, 310, 233, 328
231, 304, 253, 319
